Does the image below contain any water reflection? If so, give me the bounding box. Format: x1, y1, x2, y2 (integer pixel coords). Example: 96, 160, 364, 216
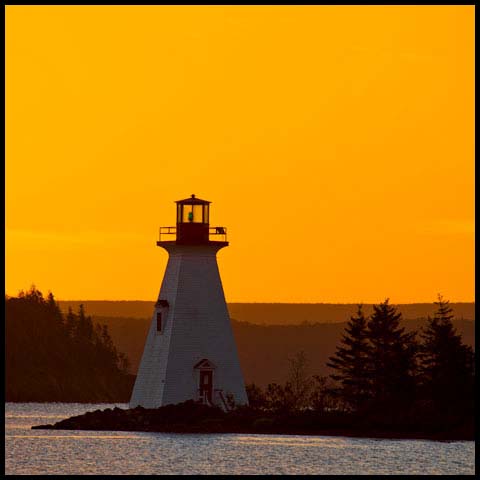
233, 435, 356, 448
5, 403, 474, 476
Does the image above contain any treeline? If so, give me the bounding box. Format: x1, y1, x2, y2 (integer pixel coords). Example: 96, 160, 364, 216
6, 286, 135, 402
245, 297, 474, 436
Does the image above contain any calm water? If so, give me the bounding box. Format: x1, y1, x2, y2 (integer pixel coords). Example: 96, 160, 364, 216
5, 403, 474, 475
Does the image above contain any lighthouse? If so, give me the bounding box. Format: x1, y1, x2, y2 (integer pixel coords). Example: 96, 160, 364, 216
130, 195, 248, 410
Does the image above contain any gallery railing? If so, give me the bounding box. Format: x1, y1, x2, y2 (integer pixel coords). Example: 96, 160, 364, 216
158, 226, 228, 243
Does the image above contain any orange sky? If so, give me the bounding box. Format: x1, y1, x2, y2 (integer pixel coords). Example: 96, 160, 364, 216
5, 5, 475, 303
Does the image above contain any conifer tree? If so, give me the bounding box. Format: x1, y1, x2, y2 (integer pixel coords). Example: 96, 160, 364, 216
418, 295, 474, 412
46, 291, 56, 308
326, 305, 371, 410
65, 307, 76, 338
46, 292, 65, 329
366, 299, 417, 408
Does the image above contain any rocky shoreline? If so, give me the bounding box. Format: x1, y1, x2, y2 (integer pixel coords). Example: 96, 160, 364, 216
31, 400, 473, 441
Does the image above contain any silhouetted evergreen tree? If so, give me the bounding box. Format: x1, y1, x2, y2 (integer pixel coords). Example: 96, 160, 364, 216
326, 305, 371, 410
76, 304, 94, 342
366, 299, 417, 409
417, 295, 475, 415
46, 291, 63, 326
65, 307, 76, 338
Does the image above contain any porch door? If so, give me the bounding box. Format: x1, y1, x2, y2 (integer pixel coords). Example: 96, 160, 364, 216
199, 370, 213, 404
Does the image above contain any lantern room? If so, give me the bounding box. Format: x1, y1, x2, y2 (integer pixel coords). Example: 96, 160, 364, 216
175, 194, 210, 244
176, 194, 210, 225
157, 194, 228, 246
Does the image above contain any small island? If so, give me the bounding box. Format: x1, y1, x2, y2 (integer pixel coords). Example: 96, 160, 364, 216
32, 399, 473, 441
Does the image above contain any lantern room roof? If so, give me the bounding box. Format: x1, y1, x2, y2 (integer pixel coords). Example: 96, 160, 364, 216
175, 194, 211, 205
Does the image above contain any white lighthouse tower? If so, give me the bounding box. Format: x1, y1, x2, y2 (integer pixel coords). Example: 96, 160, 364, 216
130, 195, 248, 410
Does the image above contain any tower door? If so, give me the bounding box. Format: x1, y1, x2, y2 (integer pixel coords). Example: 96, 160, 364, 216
199, 370, 213, 405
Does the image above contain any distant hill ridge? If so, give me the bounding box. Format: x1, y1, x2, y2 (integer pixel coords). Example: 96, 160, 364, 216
57, 301, 475, 325
77, 316, 474, 386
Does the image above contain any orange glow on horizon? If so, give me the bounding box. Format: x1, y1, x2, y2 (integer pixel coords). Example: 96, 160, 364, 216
5, 5, 474, 302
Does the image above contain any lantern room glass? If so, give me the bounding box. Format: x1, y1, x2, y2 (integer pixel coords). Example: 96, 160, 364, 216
177, 203, 209, 224
203, 204, 209, 224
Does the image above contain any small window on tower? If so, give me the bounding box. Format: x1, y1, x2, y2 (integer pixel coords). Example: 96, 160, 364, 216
156, 312, 162, 333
